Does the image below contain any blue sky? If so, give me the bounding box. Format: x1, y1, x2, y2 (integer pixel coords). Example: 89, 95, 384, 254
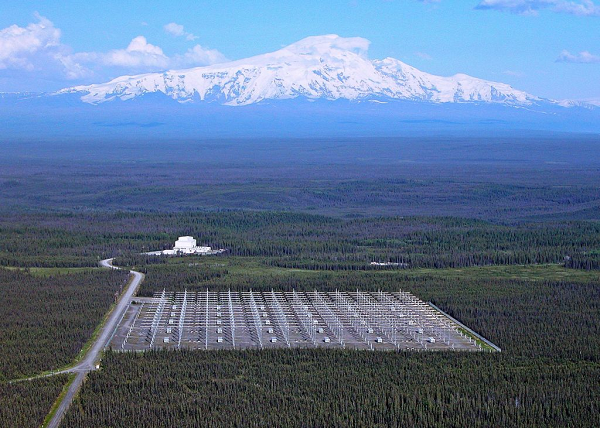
1, 0, 599, 100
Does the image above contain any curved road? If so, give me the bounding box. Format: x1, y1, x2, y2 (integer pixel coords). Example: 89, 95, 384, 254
46, 258, 144, 428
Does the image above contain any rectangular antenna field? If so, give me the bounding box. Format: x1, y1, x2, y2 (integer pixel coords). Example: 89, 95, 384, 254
109, 290, 494, 352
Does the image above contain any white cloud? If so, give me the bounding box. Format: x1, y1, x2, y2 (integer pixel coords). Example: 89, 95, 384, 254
164, 22, 198, 41
173, 44, 228, 67
503, 70, 525, 76
164, 22, 184, 37
331, 36, 371, 56
553, 0, 600, 14
0, 13, 61, 70
476, 0, 600, 16
415, 51, 433, 60
0, 15, 228, 86
103, 36, 169, 68
54, 53, 92, 79
75, 36, 228, 70
556, 49, 600, 63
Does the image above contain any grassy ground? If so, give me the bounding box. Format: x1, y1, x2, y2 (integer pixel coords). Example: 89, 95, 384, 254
27, 267, 101, 276
9, 259, 597, 284
132, 255, 600, 286
3, 266, 101, 276
40, 373, 76, 428
401, 264, 600, 282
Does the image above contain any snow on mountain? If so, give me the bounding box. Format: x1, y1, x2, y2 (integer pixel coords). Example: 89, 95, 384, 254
58, 34, 541, 106
558, 98, 600, 109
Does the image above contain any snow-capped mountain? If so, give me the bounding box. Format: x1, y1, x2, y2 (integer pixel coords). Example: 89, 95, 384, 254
58, 35, 541, 106
558, 98, 600, 109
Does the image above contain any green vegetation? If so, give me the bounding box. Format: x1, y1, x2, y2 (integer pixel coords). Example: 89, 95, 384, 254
64, 271, 600, 427
113, 257, 600, 360
63, 350, 600, 428
0, 375, 69, 428
0, 268, 129, 380
2, 212, 599, 272
0, 210, 598, 427
41, 373, 76, 428
118, 255, 600, 298
0, 266, 129, 428
2, 137, 600, 221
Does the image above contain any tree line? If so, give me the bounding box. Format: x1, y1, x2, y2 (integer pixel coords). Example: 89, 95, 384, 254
63, 273, 600, 427
0, 268, 129, 380
2, 212, 598, 270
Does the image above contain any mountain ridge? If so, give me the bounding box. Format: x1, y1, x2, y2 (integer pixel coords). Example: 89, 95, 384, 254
56, 34, 545, 107
2, 35, 598, 137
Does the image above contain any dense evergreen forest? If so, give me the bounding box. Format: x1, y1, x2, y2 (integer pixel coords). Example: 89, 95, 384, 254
0, 268, 129, 380
2, 136, 600, 220
63, 272, 600, 427
1, 212, 599, 271
0, 375, 69, 428
0, 267, 128, 428
0, 210, 598, 427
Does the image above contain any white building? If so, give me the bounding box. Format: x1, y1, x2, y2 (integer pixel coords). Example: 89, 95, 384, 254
146, 236, 225, 256
174, 236, 197, 250
171, 236, 214, 254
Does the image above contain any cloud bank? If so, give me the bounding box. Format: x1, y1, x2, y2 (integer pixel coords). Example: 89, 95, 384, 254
475, 0, 600, 16
0, 15, 227, 84
0, 13, 61, 70
415, 52, 433, 60
556, 49, 600, 63
164, 22, 198, 41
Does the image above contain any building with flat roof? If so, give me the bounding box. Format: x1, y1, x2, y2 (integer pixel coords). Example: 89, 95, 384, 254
146, 236, 225, 256
174, 236, 197, 250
